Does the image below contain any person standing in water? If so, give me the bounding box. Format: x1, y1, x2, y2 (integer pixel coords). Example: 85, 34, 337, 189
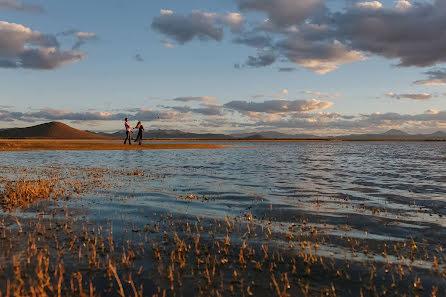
124, 118, 133, 145
134, 121, 144, 145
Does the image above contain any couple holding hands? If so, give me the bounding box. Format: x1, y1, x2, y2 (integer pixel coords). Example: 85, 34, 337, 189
124, 118, 144, 145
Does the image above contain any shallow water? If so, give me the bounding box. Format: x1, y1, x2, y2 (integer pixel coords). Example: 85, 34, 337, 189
2, 141, 446, 295
2, 141, 445, 243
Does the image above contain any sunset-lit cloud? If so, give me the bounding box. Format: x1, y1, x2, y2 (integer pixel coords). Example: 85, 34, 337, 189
173, 96, 218, 103
224, 98, 334, 114
414, 69, 446, 86
302, 91, 340, 99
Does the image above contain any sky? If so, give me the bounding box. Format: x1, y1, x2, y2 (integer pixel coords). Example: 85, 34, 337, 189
0, 0, 446, 135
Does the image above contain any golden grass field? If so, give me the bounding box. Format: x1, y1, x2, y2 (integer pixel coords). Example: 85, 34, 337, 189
0, 139, 228, 151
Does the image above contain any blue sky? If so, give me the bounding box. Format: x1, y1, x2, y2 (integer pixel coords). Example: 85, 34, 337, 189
0, 0, 445, 135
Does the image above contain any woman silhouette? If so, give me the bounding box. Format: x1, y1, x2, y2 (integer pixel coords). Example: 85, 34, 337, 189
134, 121, 144, 145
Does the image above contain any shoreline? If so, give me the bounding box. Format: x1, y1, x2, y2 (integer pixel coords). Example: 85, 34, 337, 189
0, 139, 229, 151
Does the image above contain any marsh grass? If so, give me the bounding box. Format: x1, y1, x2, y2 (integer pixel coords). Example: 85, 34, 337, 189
1, 178, 64, 211
0, 166, 445, 296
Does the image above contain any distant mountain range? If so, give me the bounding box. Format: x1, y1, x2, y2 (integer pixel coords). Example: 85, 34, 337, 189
1, 122, 445, 141
93, 129, 234, 140
96, 127, 446, 141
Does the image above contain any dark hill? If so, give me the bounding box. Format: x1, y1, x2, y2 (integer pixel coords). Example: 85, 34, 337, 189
0, 122, 114, 139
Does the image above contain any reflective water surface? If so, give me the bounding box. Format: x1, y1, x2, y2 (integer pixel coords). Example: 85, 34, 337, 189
2, 141, 445, 243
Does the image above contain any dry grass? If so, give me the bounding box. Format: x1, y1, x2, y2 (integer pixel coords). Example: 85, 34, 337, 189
1, 178, 64, 211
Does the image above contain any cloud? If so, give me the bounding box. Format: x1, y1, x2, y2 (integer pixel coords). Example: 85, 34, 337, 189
233, 110, 446, 133
278, 67, 297, 72
59, 30, 98, 50
335, 0, 446, 67
233, 33, 272, 48
216, 12, 245, 33
0, 108, 184, 122
235, 0, 325, 27
150, 0, 446, 74
165, 103, 224, 116
0, 21, 86, 70
277, 38, 365, 74
0, 0, 43, 13
173, 96, 218, 103
243, 51, 277, 68
224, 98, 334, 114
134, 54, 144, 62
302, 90, 340, 99
385, 93, 432, 101
414, 69, 446, 86
396, 0, 412, 10
356, 1, 383, 9
161, 40, 174, 48
425, 109, 439, 114
151, 10, 244, 44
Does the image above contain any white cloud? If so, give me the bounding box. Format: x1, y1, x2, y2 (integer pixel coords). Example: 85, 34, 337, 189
160, 9, 174, 15
357, 1, 383, 9
395, 0, 412, 10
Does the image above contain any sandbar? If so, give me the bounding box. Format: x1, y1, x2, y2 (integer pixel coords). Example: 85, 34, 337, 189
0, 139, 228, 151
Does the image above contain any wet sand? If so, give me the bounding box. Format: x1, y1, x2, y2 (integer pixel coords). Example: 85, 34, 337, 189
0, 139, 228, 151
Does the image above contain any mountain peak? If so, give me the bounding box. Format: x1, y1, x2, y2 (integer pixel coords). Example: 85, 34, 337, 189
383, 129, 408, 136
0, 121, 113, 139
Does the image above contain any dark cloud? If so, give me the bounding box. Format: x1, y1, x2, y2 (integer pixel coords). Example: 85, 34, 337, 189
151, 10, 244, 44
224, 99, 334, 114
334, 0, 446, 67
0, 0, 44, 13
148, 0, 446, 74
244, 51, 277, 68
385, 93, 432, 101
0, 21, 86, 70
233, 33, 272, 48
18, 48, 85, 70
414, 69, 446, 86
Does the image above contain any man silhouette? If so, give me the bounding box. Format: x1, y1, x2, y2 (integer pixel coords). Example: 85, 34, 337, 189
124, 118, 133, 145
